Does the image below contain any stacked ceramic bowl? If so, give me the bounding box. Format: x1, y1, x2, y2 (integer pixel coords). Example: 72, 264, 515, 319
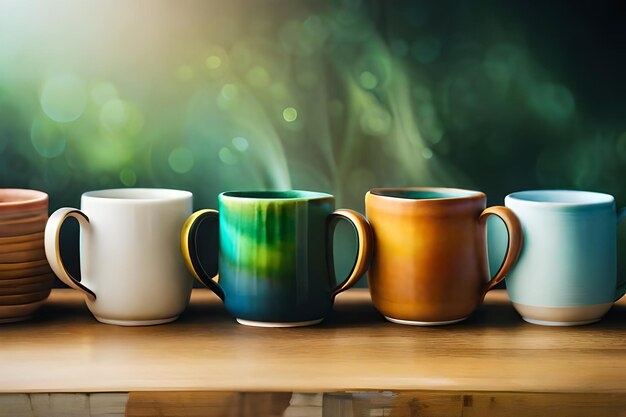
0, 189, 52, 323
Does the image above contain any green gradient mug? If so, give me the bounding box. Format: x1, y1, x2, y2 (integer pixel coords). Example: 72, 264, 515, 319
181, 190, 373, 327
503, 190, 626, 326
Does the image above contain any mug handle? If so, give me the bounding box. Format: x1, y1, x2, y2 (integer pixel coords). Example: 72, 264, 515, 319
180, 209, 225, 300
615, 207, 626, 301
479, 206, 523, 296
44, 208, 96, 300
328, 209, 374, 298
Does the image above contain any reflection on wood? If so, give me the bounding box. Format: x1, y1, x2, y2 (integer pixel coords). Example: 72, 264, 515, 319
323, 393, 353, 417
126, 391, 291, 417
126, 392, 239, 417
349, 391, 462, 417
0, 393, 128, 417
285, 393, 323, 417
337, 391, 626, 417
463, 393, 626, 417
2, 391, 626, 417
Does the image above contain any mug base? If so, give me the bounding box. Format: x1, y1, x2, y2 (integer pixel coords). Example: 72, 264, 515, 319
513, 302, 612, 327
236, 318, 324, 328
95, 315, 179, 326
385, 316, 467, 326
522, 317, 600, 327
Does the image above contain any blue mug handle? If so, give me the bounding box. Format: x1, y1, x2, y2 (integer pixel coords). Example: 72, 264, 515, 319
616, 207, 626, 301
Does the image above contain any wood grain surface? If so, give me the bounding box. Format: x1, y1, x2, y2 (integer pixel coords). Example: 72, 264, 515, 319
2, 391, 626, 417
0, 289, 625, 393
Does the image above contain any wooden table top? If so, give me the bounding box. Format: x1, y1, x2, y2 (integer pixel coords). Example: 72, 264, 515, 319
0, 288, 625, 393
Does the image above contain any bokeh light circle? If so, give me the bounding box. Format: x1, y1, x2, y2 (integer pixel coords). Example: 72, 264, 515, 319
354, 54, 392, 90
100, 99, 129, 133
283, 107, 298, 122
40, 74, 87, 123
222, 84, 238, 100
206, 55, 222, 69
530, 82, 575, 121
218, 147, 238, 165
204, 46, 230, 79
360, 107, 392, 136
168, 147, 195, 173
232, 136, 249, 151
119, 168, 137, 186
30, 117, 66, 158
359, 71, 378, 90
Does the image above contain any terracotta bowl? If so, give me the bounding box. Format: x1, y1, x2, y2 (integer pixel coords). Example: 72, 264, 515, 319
0, 280, 52, 295
0, 232, 45, 246
0, 249, 46, 263
0, 212, 48, 226
0, 239, 44, 253
0, 273, 55, 287
0, 262, 52, 280
0, 216, 48, 238
0, 289, 51, 305
0, 209, 48, 223
0, 189, 48, 216
0, 192, 52, 322
0, 189, 49, 242
0, 300, 46, 323
0, 259, 49, 271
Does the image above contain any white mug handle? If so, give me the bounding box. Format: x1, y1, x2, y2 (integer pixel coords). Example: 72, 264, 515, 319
44, 208, 96, 300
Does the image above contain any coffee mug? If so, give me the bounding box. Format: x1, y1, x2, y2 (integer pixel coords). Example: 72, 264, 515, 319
44, 188, 194, 326
181, 190, 373, 327
365, 187, 523, 325
503, 190, 626, 326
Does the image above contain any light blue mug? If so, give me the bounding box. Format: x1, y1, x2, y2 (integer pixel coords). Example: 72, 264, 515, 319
501, 190, 626, 326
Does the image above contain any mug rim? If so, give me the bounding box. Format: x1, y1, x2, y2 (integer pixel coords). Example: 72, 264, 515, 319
368, 187, 485, 203
220, 190, 333, 202
506, 189, 615, 210
82, 188, 192, 202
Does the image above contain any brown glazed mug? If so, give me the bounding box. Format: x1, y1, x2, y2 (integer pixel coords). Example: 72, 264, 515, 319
365, 187, 523, 325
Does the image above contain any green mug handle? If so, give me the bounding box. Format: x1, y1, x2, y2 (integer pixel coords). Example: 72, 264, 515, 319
327, 209, 374, 298
615, 207, 626, 301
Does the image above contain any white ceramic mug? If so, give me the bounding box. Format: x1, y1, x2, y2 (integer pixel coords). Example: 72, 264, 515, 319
44, 188, 194, 326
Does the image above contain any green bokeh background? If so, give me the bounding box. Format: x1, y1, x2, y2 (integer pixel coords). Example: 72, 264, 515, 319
1, 0, 625, 285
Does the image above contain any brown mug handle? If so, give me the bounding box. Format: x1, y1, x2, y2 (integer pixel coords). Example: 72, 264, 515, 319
479, 206, 523, 295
